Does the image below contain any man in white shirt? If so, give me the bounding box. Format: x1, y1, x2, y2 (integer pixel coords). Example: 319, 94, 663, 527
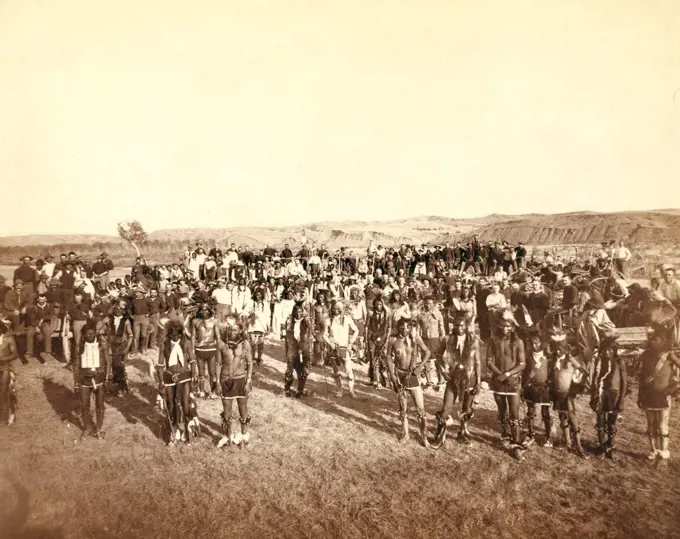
324, 301, 359, 398
211, 279, 233, 321
42, 254, 56, 279
367, 240, 376, 257
289, 259, 307, 278
286, 259, 297, 276
182, 246, 192, 269
486, 282, 508, 337
224, 249, 239, 280
613, 241, 632, 278
308, 252, 322, 277
194, 246, 207, 280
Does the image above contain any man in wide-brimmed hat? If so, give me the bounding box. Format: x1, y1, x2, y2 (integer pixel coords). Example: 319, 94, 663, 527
3, 279, 36, 363
92, 253, 111, 292
36, 272, 50, 296
67, 289, 91, 367
46, 278, 62, 306
656, 264, 680, 346
57, 260, 77, 306
3, 280, 29, 333
31, 292, 55, 364
14, 256, 37, 301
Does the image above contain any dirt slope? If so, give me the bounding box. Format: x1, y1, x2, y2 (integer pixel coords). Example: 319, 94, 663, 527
1, 210, 679, 249
466, 211, 680, 245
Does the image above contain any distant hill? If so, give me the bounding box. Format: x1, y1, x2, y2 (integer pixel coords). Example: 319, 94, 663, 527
0, 234, 120, 248
1, 210, 680, 250
467, 211, 680, 245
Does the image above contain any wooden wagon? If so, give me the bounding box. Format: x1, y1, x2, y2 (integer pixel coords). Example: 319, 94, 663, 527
614, 326, 648, 372
615, 326, 648, 348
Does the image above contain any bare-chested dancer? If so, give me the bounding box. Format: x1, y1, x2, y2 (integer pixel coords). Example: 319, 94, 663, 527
386, 317, 431, 447
487, 313, 527, 461
550, 334, 589, 458
311, 291, 330, 366
522, 329, 553, 449
216, 315, 254, 449
190, 302, 220, 399
431, 315, 481, 448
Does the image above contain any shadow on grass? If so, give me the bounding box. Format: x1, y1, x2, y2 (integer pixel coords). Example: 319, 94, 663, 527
0, 472, 66, 539
128, 355, 156, 379
42, 378, 80, 427
42, 373, 164, 442
255, 339, 507, 450
106, 380, 164, 440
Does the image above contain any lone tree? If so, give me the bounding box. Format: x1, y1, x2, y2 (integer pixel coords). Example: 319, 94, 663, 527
117, 220, 148, 258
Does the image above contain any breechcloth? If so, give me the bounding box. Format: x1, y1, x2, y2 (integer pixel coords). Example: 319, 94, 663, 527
640, 387, 672, 410
221, 375, 247, 400
396, 368, 420, 390
553, 391, 570, 412
491, 375, 520, 396
78, 367, 106, 389
553, 382, 584, 412
448, 367, 474, 403
329, 346, 349, 368
161, 369, 192, 387
600, 389, 620, 413
523, 382, 551, 406
285, 341, 310, 380
195, 347, 217, 360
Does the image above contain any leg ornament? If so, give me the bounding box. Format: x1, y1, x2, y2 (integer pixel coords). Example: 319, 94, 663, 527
431, 411, 448, 449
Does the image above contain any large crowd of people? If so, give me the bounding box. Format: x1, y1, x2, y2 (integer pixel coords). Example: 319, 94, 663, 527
1, 237, 679, 463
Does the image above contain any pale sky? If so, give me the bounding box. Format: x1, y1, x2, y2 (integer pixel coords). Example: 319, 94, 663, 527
1, 0, 678, 236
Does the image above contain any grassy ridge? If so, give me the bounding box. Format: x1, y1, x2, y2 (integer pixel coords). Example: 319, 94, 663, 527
0, 338, 679, 539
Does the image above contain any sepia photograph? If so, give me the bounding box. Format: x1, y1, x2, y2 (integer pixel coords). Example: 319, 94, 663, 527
0, 1, 679, 538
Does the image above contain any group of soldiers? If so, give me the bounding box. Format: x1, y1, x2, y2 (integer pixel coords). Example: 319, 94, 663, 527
0, 238, 678, 463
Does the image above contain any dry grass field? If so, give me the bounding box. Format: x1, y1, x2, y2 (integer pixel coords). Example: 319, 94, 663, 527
1, 336, 679, 539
